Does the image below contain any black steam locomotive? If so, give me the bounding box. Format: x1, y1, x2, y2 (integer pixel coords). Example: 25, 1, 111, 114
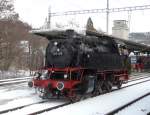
29, 29, 128, 101
45, 30, 124, 69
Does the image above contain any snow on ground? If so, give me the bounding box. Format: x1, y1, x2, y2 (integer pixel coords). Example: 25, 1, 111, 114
0, 88, 34, 101
0, 96, 43, 112
0, 79, 30, 86
0, 70, 31, 80
116, 95, 150, 115
0, 87, 36, 107
0, 82, 27, 91
0, 81, 65, 114
0, 82, 40, 111
129, 72, 150, 78
0, 81, 68, 115
0, 82, 29, 92
41, 81, 150, 115
122, 76, 150, 87
0, 72, 150, 114
4, 100, 67, 115
0, 76, 31, 82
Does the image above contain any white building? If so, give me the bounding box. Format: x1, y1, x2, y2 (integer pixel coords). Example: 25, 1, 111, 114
112, 20, 129, 40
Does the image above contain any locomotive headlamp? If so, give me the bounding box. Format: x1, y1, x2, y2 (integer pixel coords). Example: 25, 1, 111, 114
57, 48, 60, 52
64, 74, 68, 79
34, 72, 41, 79
41, 70, 48, 80
28, 81, 33, 87
56, 82, 64, 91
54, 42, 58, 46
87, 54, 90, 58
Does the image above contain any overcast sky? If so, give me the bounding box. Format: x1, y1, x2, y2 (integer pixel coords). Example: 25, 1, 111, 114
14, 0, 150, 33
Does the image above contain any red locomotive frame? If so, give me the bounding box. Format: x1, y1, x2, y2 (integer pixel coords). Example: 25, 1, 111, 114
30, 67, 128, 101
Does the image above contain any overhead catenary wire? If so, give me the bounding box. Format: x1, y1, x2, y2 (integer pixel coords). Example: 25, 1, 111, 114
50, 5, 150, 16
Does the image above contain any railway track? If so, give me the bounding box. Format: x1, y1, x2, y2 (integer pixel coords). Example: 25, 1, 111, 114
106, 92, 150, 115
0, 77, 31, 82
0, 77, 31, 86
0, 72, 149, 86
0, 73, 150, 114
0, 101, 47, 114
128, 75, 150, 82
0, 80, 28, 86
131, 72, 150, 76
116, 77, 150, 91
27, 79, 150, 115
0, 72, 148, 86
28, 102, 71, 115
129, 72, 150, 82
0, 100, 70, 115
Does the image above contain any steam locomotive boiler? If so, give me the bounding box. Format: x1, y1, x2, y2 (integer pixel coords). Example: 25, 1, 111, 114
29, 29, 128, 101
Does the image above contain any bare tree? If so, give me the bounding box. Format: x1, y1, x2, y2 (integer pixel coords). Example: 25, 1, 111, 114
0, 19, 31, 70
0, 0, 48, 75
0, 0, 15, 19
27, 35, 48, 72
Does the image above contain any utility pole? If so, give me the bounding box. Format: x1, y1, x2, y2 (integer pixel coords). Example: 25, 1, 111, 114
106, 0, 109, 34
128, 11, 132, 32
47, 6, 51, 29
